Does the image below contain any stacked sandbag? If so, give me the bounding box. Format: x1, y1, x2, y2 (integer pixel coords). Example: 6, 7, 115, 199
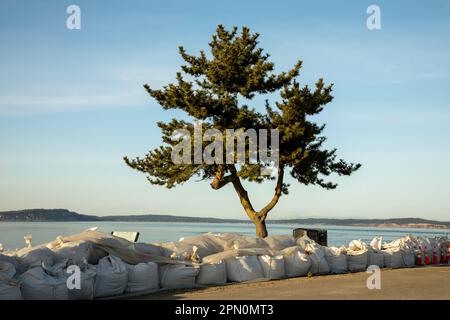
157, 233, 229, 262
133, 242, 164, 257
125, 262, 159, 293
324, 247, 347, 274
367, 250, 384, 268
49, 239, 106, 265
159, 264, 199, 289
178, 234, 226, 257
263, 235, 296, 251
0, 261, 16, 278
0, 262, 21, 300
370, 237, 383, 251
367, 237, 384, 268
382, 249, 403, 268
296, 235, 315, 250
258, 255, 285, 279
281, 246, 311, 277
0, 253, 20, 271
20, 266, 68, 300
94, 255, 128, 298
66, 263, 97, 300
305, 243, 330, 275
45, 230, 147, 265
400, 247, 416, 267
16, 246, 59, 272
157, 242, 186, 260
213, 233, 248, 250
346, 240, 368, 272
399, 235, 418, 267
196, 261, 227, 285
225, 255, 264, 282
228, 236, 269, 250
383, 236, 415, 268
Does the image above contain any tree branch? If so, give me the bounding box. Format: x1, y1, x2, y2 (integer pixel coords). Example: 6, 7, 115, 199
228, 165, 257, 221
257, 165, 285, 219
210, 165, 235, 190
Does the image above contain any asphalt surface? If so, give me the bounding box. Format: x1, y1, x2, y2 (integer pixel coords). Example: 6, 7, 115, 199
136, 265, 450, 300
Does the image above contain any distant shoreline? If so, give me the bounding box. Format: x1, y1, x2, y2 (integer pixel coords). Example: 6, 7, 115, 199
0, 209, 449, 230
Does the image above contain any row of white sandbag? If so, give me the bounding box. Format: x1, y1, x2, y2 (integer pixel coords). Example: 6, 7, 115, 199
0, 251, 305, 300
0, 242, 348, 300
0, 255, 161, 300
1, 243, 419, 300
154, 233, 299, 261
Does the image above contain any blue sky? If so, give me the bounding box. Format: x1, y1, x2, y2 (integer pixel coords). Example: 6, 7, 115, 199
0, 0, 449, 220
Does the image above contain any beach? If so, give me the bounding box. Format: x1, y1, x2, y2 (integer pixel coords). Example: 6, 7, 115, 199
136, 266, 450, 300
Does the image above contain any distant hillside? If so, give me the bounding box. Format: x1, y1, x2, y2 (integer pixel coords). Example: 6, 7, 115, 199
0, 209, 449, 229
0, 209, 101, 222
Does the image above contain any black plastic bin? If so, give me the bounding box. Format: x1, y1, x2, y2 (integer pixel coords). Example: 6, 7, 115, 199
293, 228, 327, 246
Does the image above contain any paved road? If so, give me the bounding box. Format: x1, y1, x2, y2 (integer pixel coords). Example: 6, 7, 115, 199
137, 266, 450, 300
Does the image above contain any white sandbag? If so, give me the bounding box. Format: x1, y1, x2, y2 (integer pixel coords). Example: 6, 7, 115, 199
94, 255, 128, 298
383, 235, 417, 267
263, 235, 296, 251
157, 242, 182, 259
20, 267, 68, 300
346, 250, 368, 272
382, 249, 403, 269
51, 240, 106, 265
125, 262, 159, 293
0, 275, 21, 300
67, 264, 96, 300
349, 240, 369, 252
0, 261, 21, 300
281, 246, 311, 277
384, 235, 416, 252
178, 234, 226, 257
158, 234, 227, 262
159, 264, 199, 289
225, 256, 264, 282
370, 237, 382, 251
214, 233, 248, 250
157, 242, 202, 262
0, 261, 17, 278
201, 248, 273, 264
258, 255, 285, 279
196, 261, 227, 285
133, 242, 164, 257
231, 236, 269, 250
367, 251, 384, 268
305, 243, 330, 275
0, 254, 19, 271
16, 246, 58, 270
324, 247, 348, 274
295, 236, 315, 250
401, 250, 415, 267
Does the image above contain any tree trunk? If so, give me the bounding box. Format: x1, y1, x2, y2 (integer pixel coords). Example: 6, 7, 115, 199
217, 165, 284, 239
254, 218, 268, 238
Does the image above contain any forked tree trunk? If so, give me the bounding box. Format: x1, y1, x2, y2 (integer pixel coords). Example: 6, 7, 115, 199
254, 218, 268, 238
211, 164, 284, 239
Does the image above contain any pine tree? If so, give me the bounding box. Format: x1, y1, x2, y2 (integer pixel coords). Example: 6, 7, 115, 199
124, 25, 361, 238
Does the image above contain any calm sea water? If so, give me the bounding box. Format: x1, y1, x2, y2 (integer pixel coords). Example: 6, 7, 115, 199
0, 221, 448, 251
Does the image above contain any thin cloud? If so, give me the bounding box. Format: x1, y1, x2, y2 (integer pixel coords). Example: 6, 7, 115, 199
0, 90, 147, 116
